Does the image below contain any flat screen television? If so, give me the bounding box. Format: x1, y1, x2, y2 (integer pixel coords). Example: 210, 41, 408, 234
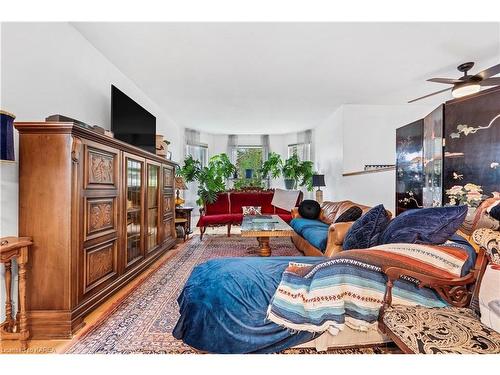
111, 85, 156, 153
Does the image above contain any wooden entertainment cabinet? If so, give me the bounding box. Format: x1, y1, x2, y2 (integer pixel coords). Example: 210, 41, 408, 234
15, 121, 177, 339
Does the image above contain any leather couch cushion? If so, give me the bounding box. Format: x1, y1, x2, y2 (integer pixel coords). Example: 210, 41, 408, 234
205, 193, 230, 215
290, 218, 329, 236
335, 206, 363, 223
319, 201, 344, 224
301, 226, 329, 252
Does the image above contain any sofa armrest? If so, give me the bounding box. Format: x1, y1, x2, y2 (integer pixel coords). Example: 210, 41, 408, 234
291, 207, 301, 219
324, 221, 354, 257
199, 207, 206, 216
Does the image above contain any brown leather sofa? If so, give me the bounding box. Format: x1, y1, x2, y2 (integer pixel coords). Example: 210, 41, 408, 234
291, 200, 392, 257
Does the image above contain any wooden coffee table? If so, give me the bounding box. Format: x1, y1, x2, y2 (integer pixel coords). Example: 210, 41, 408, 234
240, 215, 294, 257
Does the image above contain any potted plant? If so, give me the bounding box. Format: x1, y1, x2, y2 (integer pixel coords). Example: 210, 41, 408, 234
261, 152, 314, 191
178, 153, 236, 206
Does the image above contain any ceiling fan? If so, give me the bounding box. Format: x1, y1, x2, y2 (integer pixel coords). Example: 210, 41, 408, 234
409, 61, 500, 103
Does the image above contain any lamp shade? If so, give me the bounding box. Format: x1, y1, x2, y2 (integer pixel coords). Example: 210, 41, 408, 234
0, 110, 16, 161
312, 174, 326, 187
175, 176, 188, 190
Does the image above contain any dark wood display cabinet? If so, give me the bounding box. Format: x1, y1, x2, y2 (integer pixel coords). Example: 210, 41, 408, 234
15, 121, 177, 339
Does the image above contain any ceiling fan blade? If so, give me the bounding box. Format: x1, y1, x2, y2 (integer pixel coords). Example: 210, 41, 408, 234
427, 78, 462, 84
408, 87, 452, 103
479, 77, 500, 86
475, 63, 500, 80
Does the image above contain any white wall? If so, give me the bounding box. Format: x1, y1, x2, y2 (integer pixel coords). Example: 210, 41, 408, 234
314, 104, 435, 213
0, 22, 183, 320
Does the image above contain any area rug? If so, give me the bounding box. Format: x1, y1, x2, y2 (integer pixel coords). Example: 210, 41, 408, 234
64, 235, 398, 354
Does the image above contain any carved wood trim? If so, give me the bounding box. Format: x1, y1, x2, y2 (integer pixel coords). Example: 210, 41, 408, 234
15, 122, 178, 168
71, 137, 83, 163
163, 165, 174, 188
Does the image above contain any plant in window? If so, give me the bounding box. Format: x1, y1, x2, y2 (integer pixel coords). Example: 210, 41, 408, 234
261, 152, 284, 179
281, 153, 314, 191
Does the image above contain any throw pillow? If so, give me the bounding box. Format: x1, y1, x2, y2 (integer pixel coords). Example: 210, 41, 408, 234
242, 206, 262, 215
379, 205, 468, 245
343, 204, 391, 250
298, 200, 321, 220
335, 206, 363, 223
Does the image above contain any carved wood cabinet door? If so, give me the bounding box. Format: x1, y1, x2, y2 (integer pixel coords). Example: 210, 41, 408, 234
79, 140, 120, 300
161, 164, 176, 243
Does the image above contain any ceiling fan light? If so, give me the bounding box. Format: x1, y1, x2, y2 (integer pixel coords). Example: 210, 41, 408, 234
451, 82, 481, 98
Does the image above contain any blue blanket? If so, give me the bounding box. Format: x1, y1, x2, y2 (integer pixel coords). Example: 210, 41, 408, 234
173, 236, 475, 353
173, 256, 324, 353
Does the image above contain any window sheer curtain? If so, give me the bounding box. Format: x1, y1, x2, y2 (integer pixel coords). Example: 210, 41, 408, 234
261, 134, 270, 161
227, 134, 238, 163
184, 128, 206, 214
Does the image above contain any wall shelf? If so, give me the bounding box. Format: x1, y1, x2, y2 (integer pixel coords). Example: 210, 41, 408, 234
342, 166, 395, 177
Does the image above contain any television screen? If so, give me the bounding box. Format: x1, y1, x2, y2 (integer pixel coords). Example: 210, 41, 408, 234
111, 85, 156, 153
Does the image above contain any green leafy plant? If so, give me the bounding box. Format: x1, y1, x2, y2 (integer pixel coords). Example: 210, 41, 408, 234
178, 155, 201, 182
260, 151, 314, 191
281, 153, 314, 191
178, 153, 236, 206
261, 152, 284, 179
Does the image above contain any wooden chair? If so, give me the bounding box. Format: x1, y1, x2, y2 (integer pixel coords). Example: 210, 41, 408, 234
378, 230, 500, 354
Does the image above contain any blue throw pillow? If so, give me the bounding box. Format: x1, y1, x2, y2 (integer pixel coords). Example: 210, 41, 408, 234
343, 204, 391, 250
379, 205, 468, 245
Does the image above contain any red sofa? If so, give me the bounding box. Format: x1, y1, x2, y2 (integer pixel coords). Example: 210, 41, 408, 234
197, 189, 303, 239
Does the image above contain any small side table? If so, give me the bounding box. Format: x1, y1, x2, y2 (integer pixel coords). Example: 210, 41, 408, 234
175, 206, 193, 237
1, 236, 32, 351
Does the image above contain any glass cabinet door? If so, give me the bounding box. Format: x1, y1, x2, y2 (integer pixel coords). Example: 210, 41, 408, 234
126, 157, 144, 265
146, 163, 160, 252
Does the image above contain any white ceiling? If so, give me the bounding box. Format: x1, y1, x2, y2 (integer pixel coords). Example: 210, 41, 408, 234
73, 22, 500, 134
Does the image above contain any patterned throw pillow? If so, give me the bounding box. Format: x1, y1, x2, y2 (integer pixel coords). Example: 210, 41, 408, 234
242, 206, 262, 216
343, 205, 391, 250
335, 206, 363, 223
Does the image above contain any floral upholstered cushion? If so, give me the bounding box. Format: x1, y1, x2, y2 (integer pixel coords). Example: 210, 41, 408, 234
242, 206, 262, 215
382, 305, 500, 354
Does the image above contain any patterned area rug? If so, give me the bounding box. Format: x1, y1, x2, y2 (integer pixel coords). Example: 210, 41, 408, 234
64, 235, 398, 354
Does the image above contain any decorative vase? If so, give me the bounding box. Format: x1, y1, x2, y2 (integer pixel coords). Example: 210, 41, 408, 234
245, 169, 253, 179
284, 179, 295, 190
0, 110, 16, 161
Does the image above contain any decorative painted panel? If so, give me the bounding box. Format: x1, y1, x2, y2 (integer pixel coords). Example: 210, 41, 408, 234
84, 240, 117, 292
444, 87, 500, 207
163, 165, 174, 188
396, 119, 424, 216
85, 198, 116, 240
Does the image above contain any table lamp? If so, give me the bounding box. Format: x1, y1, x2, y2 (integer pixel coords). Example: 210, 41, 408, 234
312, 174, 326, 204
175, 176, 187, 207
